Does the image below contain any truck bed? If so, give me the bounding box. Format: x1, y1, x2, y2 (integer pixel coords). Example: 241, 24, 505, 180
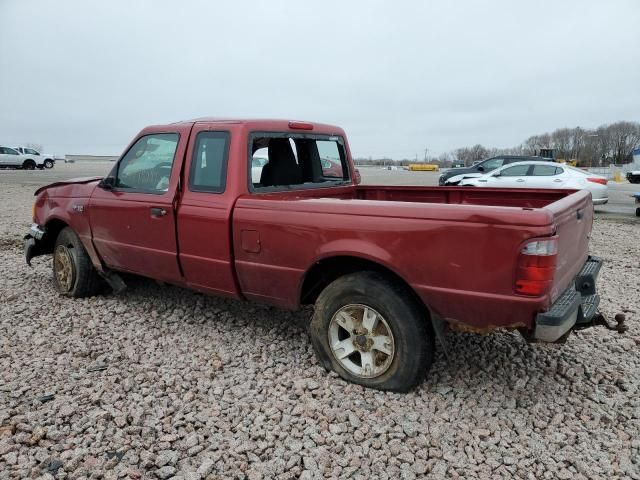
233, 185, 593, 331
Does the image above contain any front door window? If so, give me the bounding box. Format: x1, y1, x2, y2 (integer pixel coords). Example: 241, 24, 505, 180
116, 133, 179, 193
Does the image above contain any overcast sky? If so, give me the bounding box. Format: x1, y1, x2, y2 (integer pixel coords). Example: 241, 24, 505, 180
1, 0, 639, 158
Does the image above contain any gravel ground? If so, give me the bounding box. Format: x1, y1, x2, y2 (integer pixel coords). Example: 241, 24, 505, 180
1, 181, 639, 479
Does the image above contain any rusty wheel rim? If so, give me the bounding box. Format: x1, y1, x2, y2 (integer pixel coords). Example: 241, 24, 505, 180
328, 304, 395, 379
54, 245, 75, 292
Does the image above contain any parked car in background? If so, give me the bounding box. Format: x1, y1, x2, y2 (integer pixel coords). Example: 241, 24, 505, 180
633, 192, 640, 216
0, 146, 43, 169
14, 147, 58, 169
627, 170, 640, 184
439, 155, 555, 186
460, 161, 609, 205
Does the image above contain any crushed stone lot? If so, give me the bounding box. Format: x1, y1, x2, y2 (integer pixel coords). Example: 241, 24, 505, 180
0, 180, 639, 479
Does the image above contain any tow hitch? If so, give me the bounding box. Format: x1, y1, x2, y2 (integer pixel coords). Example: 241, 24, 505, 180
576, 312, 629, 334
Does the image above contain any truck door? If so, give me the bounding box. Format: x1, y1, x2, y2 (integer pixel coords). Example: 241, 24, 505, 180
89, 129, 186, 282
175, 126, 240, 297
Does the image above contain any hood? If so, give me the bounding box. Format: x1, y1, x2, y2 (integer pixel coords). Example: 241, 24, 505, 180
34, 176, 103, 197
445, 172, 484, 184
442, 166, 476, 179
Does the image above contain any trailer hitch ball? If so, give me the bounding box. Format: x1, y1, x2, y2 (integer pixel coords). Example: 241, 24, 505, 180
593, 312, 628, 334
614, 313, 629, 333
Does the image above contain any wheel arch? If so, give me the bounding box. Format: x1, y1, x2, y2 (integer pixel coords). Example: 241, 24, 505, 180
299, 254, 429, 319
40, 218, 70, 254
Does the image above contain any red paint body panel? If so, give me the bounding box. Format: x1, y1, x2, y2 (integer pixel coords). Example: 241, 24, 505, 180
31, 119, 595, 332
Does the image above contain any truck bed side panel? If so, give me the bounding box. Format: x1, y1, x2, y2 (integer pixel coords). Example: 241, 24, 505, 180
232, 195, 555, 328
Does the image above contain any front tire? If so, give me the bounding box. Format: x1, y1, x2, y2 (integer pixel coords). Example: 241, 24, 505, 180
310, 271, 435, 392
53, 227, 102, 297
22, 160, 36, 170
44, 159, 54, 169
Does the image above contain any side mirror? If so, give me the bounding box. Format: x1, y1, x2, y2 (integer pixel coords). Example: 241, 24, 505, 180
477, 166, 485, 172
99, 176, 115, 190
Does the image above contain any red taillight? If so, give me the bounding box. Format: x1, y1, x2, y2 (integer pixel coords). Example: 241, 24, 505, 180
515, 238, 558, 296
587, 177, 607, 185
288, 121, 313, 130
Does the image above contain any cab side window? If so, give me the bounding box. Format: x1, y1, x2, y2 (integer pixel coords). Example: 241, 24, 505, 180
250, 134, 349, 190
116, 133, 179, 193
188, 131, 230, 193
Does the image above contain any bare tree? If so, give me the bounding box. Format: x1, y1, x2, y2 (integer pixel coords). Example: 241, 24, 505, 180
606, 121, 640, 164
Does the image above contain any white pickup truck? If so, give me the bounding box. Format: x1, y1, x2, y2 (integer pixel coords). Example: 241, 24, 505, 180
14, 147, 58, 169
0, 146, 42, 169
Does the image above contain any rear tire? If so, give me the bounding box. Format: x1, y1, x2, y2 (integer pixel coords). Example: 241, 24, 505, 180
22, 159, 36, 170
309, 271, 434, 392
636, 207, 640, 217
53, 227, 102, 297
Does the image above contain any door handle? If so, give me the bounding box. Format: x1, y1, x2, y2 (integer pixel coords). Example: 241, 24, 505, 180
150, 207, 167, 217
553, 179, 562, 183
516, 179, 525, 182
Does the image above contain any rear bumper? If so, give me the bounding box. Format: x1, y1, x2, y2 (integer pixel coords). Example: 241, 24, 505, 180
592, 197, 608, 205
534, 256, 602, 342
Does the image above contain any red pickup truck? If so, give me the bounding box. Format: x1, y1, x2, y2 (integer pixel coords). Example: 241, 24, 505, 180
25, 119, 603, 391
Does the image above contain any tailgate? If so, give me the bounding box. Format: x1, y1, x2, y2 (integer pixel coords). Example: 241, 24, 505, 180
545, 190, 593, 302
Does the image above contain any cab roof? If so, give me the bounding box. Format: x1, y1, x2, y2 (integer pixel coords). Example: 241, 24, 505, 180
168, 117, 344, 133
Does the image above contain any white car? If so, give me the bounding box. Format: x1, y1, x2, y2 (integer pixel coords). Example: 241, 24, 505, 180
460, 161, 609, 205
14, 147, 58, 169
0, 146, 44, 169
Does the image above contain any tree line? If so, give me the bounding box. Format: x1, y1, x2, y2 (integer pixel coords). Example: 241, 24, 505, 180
355, 121, 640, 168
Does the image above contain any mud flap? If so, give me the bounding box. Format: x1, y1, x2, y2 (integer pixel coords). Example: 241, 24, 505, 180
24, 235, 44, 266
